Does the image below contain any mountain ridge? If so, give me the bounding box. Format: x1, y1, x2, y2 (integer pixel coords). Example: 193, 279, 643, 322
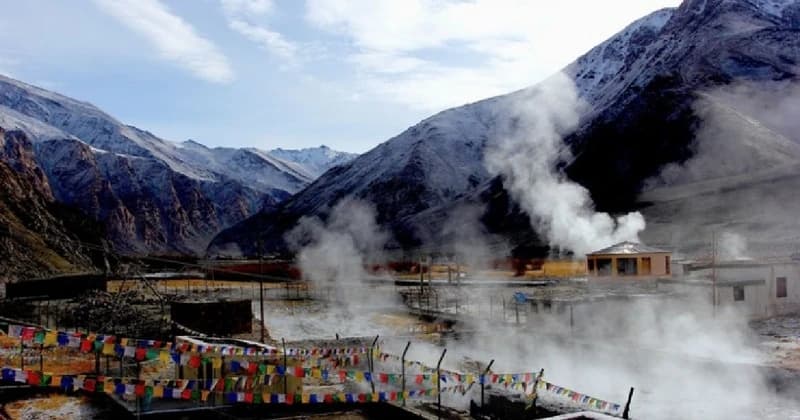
209, 0, 800, 258
0, 75, 356, 255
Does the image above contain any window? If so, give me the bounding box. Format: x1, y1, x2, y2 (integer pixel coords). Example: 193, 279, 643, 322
596, 259, 612, 276
733, 286, 745, 302
616, 258, 638, 276
587, 259, 595, 272
665, 256, 671, 275
777, 277, 787, 298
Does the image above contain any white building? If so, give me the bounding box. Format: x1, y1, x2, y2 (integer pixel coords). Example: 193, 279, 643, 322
669, 259, 800, 319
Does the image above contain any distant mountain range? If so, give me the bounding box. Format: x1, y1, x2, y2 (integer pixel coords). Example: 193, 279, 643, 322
210, 0, 800, 258
0, 75, 356, 257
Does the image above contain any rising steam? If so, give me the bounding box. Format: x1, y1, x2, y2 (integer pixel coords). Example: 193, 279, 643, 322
282, 198, 397, 337
485, 73, 645, 255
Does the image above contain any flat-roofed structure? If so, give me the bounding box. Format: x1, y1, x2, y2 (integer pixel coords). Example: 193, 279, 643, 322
586, 241, 672, 278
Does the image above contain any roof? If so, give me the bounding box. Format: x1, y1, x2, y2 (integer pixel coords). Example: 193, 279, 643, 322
587, 241, 670, 256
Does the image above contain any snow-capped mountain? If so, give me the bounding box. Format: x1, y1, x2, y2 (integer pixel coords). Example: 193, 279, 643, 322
210, 0, 800, 257
268, 146, 358, 178
0, 75, 355, 254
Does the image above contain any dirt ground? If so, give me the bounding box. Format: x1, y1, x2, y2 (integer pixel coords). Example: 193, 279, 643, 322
2, 395, 104, 419
752, 314, 800, 370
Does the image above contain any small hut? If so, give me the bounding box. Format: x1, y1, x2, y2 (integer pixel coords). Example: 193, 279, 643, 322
586, 241, 671, 278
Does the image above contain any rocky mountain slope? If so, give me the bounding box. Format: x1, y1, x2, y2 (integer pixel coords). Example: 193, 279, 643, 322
0, 128, 104, 280
0, 75, 355, 255
210, 0, 800, 258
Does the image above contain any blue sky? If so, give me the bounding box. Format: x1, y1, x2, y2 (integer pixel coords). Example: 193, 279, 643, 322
0, 0, 680, 153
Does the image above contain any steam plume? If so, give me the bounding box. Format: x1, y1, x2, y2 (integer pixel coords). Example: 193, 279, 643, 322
485, 73, 645, 255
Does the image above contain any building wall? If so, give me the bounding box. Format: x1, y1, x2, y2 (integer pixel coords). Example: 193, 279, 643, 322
684, 262, 800, 319
586, 253, 670, 277
768, 263, 800, 315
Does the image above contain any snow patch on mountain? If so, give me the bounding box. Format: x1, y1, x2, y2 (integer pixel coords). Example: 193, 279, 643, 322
268, 145, 358, 178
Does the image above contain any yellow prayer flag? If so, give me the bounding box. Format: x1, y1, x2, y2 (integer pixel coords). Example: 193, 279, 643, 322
212, 358, 222, 369
201, 390, 210, 401
312, 368, 321, 379
154, 385, 164, 398
120, 338, 128, 346
371, 392, 379, 402
104, 380, 115, 394
266, 365, 276, 375
102, 343, 115, 356
262, 392, 271, 403
159, 351, 170, 363
355, 371, 365, 382
301, 393, 310, 403
51, 375, 62, 387
44, 332, 57, 346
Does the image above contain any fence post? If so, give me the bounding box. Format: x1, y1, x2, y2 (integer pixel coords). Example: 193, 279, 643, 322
570, 305, 574, 333
623, 387, 635, 419
401, 341, 411, 407
531, 368, 544, 410
480, 359, 494, 409
282, 338, 288, 396
369, 335, 379, 394
436, 348, 447, 420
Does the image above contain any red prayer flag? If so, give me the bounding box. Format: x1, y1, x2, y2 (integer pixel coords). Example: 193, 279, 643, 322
135, 383, 145, 396
21, 328, 34, 341
84, 379, 96, 392
27, 371, 40, 386
244, 392, 254, 403
135, 348, 146, 361
295, 366, 305, 378
188, 355, 201, 369
286, 393, 294, 405
415, 375, 423, 384
379, 373, 388, 383
181, 389, 192, 400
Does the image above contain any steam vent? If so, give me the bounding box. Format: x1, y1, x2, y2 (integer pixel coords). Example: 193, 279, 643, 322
586, 241, 672, 278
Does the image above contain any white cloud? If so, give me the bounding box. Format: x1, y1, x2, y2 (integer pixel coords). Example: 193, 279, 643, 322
93, 0, 234, 83
220, 0, 273, 16
306, 0, 681, 111
220, 0, 300, 64
228, 19, 298, 62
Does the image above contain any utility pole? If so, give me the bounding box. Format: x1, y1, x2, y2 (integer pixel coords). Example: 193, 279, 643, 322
258, 238, 265, 343
712, 231, 717, 317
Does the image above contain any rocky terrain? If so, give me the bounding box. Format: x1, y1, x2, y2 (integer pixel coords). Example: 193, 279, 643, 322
0, 128, 105, 280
